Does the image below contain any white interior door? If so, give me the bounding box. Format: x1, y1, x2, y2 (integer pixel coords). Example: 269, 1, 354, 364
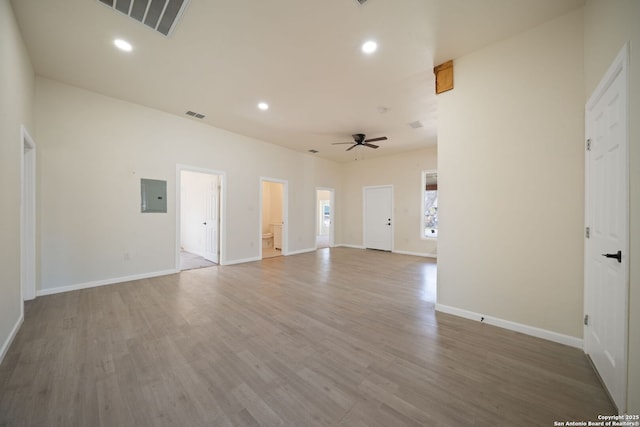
179, 170, 219, 264
584, 45, 628, 413
364, 186, 392, 251
202, 176, 219, 264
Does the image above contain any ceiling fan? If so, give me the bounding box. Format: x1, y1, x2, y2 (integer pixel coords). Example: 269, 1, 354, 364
332, 133, 388, 151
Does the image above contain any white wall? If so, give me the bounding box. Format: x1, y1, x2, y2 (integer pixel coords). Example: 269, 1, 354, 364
340, 147, 437, 256
0, 0, 34, 361
437, 10, 585, 337
35, 77, 342, 293
583, 0, 640, 413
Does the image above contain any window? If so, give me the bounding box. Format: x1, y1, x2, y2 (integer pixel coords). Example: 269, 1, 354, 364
422, 171, 438, 238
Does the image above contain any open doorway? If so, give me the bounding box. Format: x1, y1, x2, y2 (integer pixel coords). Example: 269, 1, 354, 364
261, 179, 287, 259
177, 167, 223, 270
316, 188, 334, 249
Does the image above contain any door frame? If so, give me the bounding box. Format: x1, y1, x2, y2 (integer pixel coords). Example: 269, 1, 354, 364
583, 42, 629, 413
363, 185, 394, 251
21, 125, 36, 302
260, 177, 288, 257
175, 165, 226, 268
316, 187, 335, 248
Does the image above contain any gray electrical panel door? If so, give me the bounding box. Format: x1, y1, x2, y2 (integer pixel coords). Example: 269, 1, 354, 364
141, 179, 167, 213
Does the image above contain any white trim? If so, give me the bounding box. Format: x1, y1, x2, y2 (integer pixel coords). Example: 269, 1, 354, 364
20, 125, 36, 302
220, 256, 261, 266
435, 304, 583, 349
176, 165, 226, 268
36, 269, 178, 297
260, 177, 289, 258
362, 185, 394, 251
0, 311, 23, 366
286, 247, 316, 256
393, 250, 437, 259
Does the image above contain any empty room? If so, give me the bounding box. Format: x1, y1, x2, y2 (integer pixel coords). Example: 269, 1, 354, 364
1, 0, 638, 425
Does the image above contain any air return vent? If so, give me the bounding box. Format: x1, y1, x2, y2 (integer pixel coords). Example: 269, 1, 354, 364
185, 110, 205, 119
97, 0, 190, 37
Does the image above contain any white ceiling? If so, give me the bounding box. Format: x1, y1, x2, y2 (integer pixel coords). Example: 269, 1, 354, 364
11, 0, 584, 162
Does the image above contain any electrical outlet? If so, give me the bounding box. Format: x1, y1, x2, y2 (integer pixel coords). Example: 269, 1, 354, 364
124, 252, 130, 261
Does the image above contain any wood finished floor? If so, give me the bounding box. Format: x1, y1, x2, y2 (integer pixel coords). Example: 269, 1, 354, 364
0, 248, 615, 426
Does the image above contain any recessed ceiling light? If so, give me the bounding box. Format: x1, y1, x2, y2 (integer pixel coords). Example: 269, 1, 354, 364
258, 102, 269, 111
114, 39, 133, 52
361, 40, 377, 54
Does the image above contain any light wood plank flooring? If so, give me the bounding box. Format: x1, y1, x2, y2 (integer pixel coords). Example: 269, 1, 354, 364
0, 248, 614, 426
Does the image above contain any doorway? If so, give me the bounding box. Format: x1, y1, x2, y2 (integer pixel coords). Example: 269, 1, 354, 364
177, 167, 223, 270
261, 179, 287, 259
584, 44, 629, 413
316, 188, 334, 249
363, 185, 393, 251
21, 126, 36, 302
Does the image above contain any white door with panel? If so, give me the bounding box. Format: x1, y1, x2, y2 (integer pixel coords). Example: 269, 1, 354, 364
180, 170, 219, 265
584, 45, 628, 413
364, 186, 393, 251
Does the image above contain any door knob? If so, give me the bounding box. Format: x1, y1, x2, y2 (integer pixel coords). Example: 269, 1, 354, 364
203, 222, 207, 226
601, 250, 622, 263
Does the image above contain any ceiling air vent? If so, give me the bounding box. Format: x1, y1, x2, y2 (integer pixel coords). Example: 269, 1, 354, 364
185, 110, 205, 119
308, 150, 319, 154
356, 0, 368, 4
97, 0, 190, 37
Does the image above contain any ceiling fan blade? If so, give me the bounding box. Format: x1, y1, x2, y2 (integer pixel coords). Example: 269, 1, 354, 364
364, 136, 387, 143
345, 144, 357, 151
363, 143, 379, 149
332, 142, 356, 145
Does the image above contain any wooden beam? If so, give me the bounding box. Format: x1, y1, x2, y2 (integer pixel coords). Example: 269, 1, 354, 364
434, 60, 454, 94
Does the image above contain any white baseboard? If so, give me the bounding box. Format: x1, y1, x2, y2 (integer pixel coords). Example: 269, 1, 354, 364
221, 256, 261, 266
393, 250, 437, 259
0, 311, 24, 366
435, 303, 583, 349
286, 248, 316, 256
36, 269, 179, 297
